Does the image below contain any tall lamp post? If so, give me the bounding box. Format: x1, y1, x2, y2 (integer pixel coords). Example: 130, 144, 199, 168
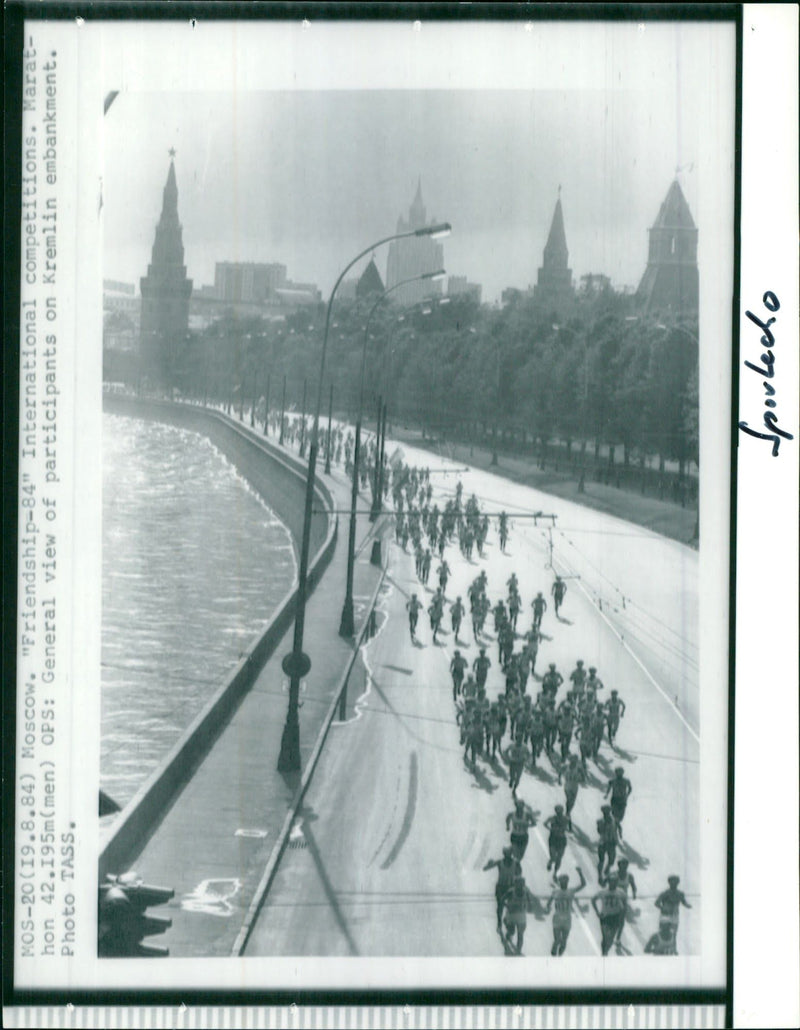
338, 268, 446, 639
277, 221, 452, 772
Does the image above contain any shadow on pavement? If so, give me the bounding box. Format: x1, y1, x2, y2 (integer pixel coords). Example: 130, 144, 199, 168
620, 839, 651, 871
526, 892, 549, 922
278, 768, 302, 795
485, 754, 508, 781
567, 822, 596, 857
464, 758, 499, 794
527, 764, 557, 786
299, 806, 360, 956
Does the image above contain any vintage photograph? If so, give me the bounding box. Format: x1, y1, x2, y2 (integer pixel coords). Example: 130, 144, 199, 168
94, 17, 732, 979
22, 9, 799, 1019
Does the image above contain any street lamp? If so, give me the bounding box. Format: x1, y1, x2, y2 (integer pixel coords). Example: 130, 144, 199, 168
277, 221, 452, 772
339, 268, 446, 638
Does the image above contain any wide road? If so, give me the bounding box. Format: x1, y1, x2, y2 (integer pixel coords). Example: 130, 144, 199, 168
244, 439, 702, 961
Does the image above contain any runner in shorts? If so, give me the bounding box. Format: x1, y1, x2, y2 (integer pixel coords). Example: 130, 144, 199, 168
501, 876, 535, 955
506, 798, 537, 860
545, 867, 587, 956
592, 872, 628, 956
483, 847, 521, 930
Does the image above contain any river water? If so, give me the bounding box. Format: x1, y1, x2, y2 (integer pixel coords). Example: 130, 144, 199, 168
101, 413, 297, 809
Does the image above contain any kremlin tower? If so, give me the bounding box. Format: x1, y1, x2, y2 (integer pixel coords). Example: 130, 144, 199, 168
139, 151, 193, 385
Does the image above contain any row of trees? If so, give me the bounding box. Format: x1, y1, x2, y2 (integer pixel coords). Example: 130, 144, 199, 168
105, 283, 698, 476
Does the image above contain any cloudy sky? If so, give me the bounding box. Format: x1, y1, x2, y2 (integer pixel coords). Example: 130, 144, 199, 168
100, 18, 736, 303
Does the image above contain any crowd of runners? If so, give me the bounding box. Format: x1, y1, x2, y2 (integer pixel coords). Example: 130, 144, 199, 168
392, 459, 692, 958
263, 413, 693, 959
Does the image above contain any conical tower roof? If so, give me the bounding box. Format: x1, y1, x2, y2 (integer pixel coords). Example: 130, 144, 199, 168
652, 179, 696, 231
543, 197, 569, 269
356, 257, 385, 299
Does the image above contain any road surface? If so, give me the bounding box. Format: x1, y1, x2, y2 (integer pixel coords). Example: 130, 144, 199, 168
243, 437, 702, 960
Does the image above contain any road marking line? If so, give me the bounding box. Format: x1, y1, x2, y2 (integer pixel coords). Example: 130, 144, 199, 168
547, 547, 700, 741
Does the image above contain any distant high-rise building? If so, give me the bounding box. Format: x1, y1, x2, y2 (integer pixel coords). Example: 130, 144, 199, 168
636, 179, 699, 317
214, 262, 288, 303
447, 275, 482, 305
533, 194, 574, 314
356, 257, 384, 300
385, 179, 445, 306
139, 153, 193, 383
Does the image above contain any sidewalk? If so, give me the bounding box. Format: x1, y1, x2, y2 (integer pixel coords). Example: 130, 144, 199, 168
122, 439, 384, 957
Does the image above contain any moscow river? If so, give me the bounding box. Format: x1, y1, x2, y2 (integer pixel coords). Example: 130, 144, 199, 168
101, 413, 297, 809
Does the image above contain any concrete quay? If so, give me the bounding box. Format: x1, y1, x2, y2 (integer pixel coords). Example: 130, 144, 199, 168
101, 400, 385, 957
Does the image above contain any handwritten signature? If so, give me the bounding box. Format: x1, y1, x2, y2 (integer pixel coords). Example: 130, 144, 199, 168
738, 291, 794, 456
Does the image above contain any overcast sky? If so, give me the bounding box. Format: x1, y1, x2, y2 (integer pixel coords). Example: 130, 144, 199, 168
100, 19, 735, 303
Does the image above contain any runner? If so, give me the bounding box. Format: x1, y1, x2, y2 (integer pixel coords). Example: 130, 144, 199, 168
552, 575, 567, 616
613, 858, 637, 901
450, 596, 465, 641
592, 872, 628, 956
644, 923, 677, 955
428, 591, 444, 644
545, 868, 587, 956
542, 663, 564, 698
500, 876, 536, 955
604, 690, 626, 747
596, 804, 621, 877
544, 805, 570, 874
505, 736, 527, 794
406, 593, 423, 640
476, 593, 491, 638
516, 650, 530, 694
611, 858, 638, 943
421, 548, 432, 586
568, 659, 587, 701
437, 558, 450, 594
557, 701, 576, 761
498, 622, 515, 667
499, 511, 509, 552
487, 699, 507, 758
654, 876, 692, 938
450, 649, 468, 701
585, 666, 605, 698
464, 711, 485, 766
508, 590, 522, 633
506, 572, 519, 596
504, 653, 520, 696
493, 598, 508, 636
471, 600, 482, 642
558, 753, 585, 828
483, 847, 522, 930
524, 627, 540, 676
527, 707, 545, 768
506, 798, 537, 860
542, 699, 558, 756
531, 592, 547, 632
604, 767, 633, 833
462, 674, 478, 702
590, 702, 606, 761
473, 648, 491, 690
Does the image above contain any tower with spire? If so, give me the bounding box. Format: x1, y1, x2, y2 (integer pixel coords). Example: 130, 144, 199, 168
139, 151, 193, 385
636, 179, 698, 317
533, 192, 574, 314
385, 179, 444, 306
